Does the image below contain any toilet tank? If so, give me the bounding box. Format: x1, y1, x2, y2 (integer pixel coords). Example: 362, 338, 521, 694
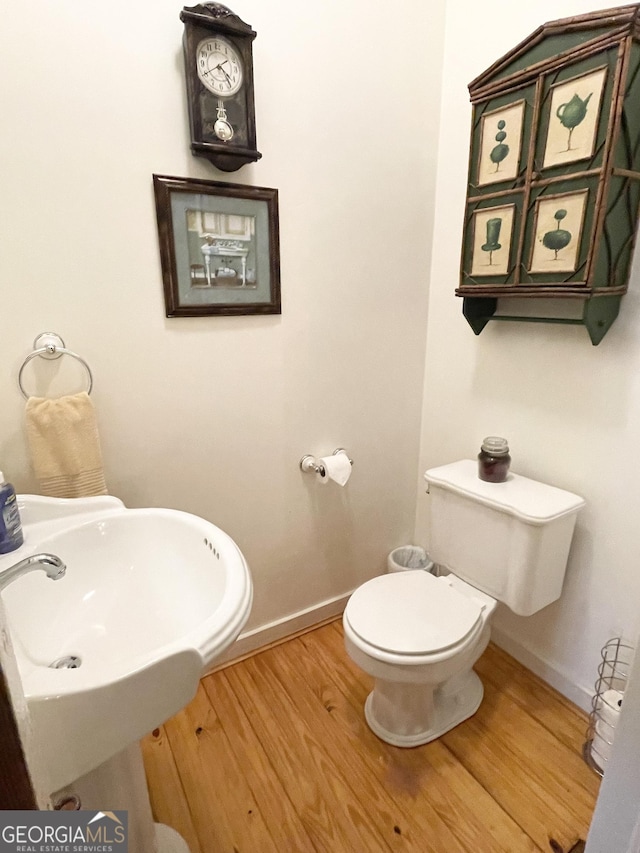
424, 460, 585, 617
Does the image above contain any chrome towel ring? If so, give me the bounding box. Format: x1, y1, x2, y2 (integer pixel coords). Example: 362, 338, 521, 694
18, 333, 93, 400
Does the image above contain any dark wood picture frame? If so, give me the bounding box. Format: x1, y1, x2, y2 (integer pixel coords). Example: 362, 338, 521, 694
153, 174, 280, 317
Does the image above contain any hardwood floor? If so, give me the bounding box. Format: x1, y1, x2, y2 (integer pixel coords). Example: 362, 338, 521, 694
142, 621, 600, 853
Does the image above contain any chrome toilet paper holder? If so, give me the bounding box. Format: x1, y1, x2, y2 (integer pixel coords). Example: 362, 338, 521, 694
300, 448, 353, 477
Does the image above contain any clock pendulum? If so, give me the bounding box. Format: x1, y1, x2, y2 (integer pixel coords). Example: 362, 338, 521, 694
213, 100, 234, 141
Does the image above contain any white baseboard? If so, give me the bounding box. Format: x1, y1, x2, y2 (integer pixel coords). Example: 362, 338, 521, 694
207, 590, 353, 671
491, 626, 593, 713
208, 592, 594, 715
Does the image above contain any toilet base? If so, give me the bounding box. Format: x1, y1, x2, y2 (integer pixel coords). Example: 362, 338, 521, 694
364, 670, 484, 748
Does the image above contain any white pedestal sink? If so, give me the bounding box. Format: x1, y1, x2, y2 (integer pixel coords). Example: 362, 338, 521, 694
0, 495, 253, 852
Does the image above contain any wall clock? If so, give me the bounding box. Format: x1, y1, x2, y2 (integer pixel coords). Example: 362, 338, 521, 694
180, 3, 261, 172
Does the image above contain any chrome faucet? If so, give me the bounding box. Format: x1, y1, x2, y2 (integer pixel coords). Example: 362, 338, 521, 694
0, 553, 66, 592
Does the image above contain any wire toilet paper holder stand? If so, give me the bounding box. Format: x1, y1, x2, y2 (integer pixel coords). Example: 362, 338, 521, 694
300, 448, 353, 477
583, 636, 635, 776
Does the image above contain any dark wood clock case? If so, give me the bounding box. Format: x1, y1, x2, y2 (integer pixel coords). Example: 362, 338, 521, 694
180, 3, 261, 172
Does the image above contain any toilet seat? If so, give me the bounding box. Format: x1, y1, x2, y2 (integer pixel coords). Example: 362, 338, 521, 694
345, 570, 483, 656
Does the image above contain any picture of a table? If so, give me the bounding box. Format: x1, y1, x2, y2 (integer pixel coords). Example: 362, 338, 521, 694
200, 239, 250, 286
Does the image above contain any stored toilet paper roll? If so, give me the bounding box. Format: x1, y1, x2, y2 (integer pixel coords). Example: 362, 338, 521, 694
319, 452, 352, 486
591, 690, 624, 770
596, 689, 624, 728
592, 720, 614, 767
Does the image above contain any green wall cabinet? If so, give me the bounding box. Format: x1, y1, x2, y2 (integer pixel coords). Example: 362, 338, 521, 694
458, 5, 640, 344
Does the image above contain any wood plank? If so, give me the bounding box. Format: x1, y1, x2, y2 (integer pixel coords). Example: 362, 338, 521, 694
200, 670, 316, 852
225, 652, 394, 852
296, 627, 540, 853
474, 643, 593, 754
163, 682, 279, 853
266, 637, 452, 852
475, 665, 598, 807
329, 621, 596, 851
442, 670, 598, 851
140, 725, 203, 853
144, 619, 597, 853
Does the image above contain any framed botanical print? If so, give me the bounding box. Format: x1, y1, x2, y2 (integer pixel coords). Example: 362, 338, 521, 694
528, 190, 588, 273
542, 68, 607, 170
477, 102, 525, 186
470, 205, 516, 276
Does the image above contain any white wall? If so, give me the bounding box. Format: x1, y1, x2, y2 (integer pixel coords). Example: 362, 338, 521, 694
0, 2, 445, 633
417, 0, 640, 708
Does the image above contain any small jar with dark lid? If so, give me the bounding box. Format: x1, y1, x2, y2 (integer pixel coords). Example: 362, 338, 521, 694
478, 437, 511, 483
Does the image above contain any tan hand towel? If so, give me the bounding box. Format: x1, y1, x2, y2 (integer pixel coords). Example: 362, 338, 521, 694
25, 392, 108, 498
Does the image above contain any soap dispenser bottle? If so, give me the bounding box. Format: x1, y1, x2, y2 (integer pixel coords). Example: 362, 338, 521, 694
0, 471, 23, 554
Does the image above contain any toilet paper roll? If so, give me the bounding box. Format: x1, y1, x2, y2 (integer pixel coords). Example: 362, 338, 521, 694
592, 719, 615, 767
596, 689, 624, 729
319, 451, 352, 486
591, 730, 612, 768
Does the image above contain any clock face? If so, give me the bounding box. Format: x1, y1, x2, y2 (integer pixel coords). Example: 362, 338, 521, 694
196, 36, 243, 97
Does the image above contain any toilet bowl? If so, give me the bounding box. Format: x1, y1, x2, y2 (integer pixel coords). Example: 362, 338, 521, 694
343, 570, 497, 747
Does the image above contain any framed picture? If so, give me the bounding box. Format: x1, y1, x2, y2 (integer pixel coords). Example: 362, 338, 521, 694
153, 174, 280, 317
470, 204, 516, 277
528, 189, 588, 273
542, 67, 607, 169
477, 101, 525, 186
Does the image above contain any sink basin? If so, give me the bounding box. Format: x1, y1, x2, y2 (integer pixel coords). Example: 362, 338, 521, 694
0, 495, 252, 792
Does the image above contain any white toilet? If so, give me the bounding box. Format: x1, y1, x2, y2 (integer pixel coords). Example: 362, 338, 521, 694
343, 459, 585, 747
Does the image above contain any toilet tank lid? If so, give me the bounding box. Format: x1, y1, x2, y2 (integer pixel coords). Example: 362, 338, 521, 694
424, 460, 585, 525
